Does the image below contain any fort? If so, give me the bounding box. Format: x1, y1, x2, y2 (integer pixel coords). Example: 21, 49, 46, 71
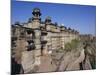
11, 8, 80, 73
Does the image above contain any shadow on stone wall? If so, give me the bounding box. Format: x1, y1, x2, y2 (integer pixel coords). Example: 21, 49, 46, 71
11, 57, 24, 75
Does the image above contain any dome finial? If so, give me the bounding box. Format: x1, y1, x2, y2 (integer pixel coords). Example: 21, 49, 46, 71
32, 8, 41, 16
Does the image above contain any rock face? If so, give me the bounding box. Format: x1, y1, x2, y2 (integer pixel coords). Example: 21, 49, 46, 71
66, 49, 85, 71
19, 40, 95, 73
33, 41, 95, 73
21, 51, 35, 73
13, 36, 95, 74
37, 55, 57, 72
21, 49, 84, 73
82, 55, 92, 70
80, 34, 96, 69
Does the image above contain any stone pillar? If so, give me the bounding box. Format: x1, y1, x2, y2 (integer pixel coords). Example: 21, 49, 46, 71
32, 8, 41, 65
41, 35, 48, 55
40, 16, 52, 55
34, 30, 41, 65
21, 8, 42, 73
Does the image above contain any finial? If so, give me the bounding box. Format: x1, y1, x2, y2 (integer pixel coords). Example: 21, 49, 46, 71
45, 16, 52, 23
32, 8, 41, 16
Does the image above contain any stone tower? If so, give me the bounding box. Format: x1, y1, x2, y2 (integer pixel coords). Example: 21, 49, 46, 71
40, 16, 52, 55
32, 8, 41, 65
45, 16, 52, 54
45, 16, 51, 30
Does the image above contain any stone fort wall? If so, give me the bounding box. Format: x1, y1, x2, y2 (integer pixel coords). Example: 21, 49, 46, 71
11, 8, 79, 73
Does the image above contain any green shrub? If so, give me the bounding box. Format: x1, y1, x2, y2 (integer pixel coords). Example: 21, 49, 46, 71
65, 39, 80, 51
65, 43, 72, 51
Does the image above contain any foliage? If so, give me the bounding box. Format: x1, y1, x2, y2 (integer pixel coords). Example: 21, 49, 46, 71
65, 39, 80, 51
90, 57, 96, 69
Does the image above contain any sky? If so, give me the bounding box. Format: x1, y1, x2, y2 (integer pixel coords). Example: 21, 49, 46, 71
11, 0, 96, 35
